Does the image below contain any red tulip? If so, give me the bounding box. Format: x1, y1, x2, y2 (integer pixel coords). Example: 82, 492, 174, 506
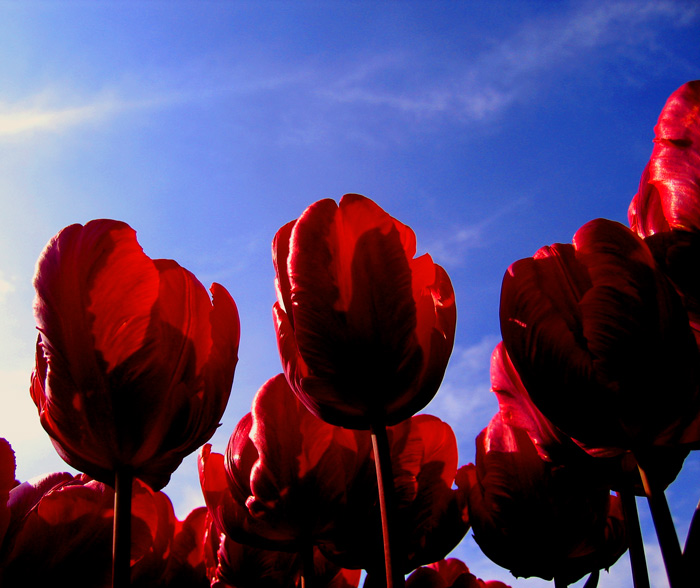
320, 414, 468, 576
405, 558, 511, 588
199, 373, 376, 553
499, 217, 700, 453
273, 193, 456, 429
0, 472, 176, 586
199, 374, 467, 576
489, 341, 584, 462
628, 80, 700, 237
162, 506, 211, 587
210, 532, 361, 588
628, 81, 700, 353
0, 438, 19, 546
459, 415, 627, 585
489, 342, 689, 495
31, 219, 240, 490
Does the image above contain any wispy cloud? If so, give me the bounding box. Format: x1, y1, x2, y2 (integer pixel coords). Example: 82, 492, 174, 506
2, 1, 695, 144
0, 91, 128, 137
0, 270, 15, 302
425, 333, 501, 459
321, 0, 698, 123
424, 196, 530, 267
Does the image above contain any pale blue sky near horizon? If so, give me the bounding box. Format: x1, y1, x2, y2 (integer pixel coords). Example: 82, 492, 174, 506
1, 2, 699, 587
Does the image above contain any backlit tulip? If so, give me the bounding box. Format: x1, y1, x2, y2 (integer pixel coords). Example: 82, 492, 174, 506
459, 415, 627, 585
490, 342, 689, 494
31, 219, 240, 490
628, 80, 700, 237
273, 194, 456, 429
162, 506, 210, 588
0, 438, 19, 545
499, 218, 700, 452
489, 341, 581, 462
0, 472, 177, 586
199, 374, 467, 577
210, 532, 361, 588
199, 373, 376, 553
628, 81, 700, 351
320, 414, 468, 576
406, 558, 511, 588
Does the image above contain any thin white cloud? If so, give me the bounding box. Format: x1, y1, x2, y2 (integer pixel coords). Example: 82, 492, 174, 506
425, 334, 501, 460
424, 196, 530, 267
0, 93, 126, 137
321, 0, 698, 123
0, 270, 15, 301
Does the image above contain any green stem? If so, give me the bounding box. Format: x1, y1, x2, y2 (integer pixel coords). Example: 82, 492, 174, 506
637, 461, 685, 588
370, 421, 404, 588
112, 468, 132, 588
620, 488, 650, 588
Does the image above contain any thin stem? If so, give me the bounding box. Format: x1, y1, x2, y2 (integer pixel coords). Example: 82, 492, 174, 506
370, 421, 404, 588
683, 498, 700, 580
112, 468, 133, 588
300, 543, 315, 588
582, 570, 600, 588
620, 488, 650, 588
637, 461, 685, 588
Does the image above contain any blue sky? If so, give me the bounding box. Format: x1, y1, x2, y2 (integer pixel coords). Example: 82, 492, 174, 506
1, 1, 699, 586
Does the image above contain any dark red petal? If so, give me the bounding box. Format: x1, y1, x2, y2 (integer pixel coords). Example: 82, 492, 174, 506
273, 219, 296, 324
647, 80, 700, 233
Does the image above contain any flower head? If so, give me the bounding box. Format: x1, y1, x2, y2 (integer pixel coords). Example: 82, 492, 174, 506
499, 218, 700, 452
31, 219, 240, 490
273, 194, 456, 429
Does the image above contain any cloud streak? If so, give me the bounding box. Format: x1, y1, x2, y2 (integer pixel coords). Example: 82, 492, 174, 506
0, 92, 126, 137
2, 1, 695, 145
321, 0, 699, 123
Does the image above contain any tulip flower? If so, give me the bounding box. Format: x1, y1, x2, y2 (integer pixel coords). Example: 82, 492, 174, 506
31, 219, 240, 586
273, 194, 456, 587
405, 558, 511, 588
31, 219, 240, 491
162, 506, 211, 588
0, 438, 18, 545
499, 217, 700, 454
489, 341, 689, 495
628, 81, 700, 354
272, 193, 456, 430
0, 472, 177, 587
199, 374, 467, 581
628, 80, 700, 237
199, 373, 376, 556
325, 414, 468, 578
210, 532, 361, 588
459, 415, 627, 586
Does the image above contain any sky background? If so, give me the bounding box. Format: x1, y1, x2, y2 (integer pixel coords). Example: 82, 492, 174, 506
1, 1, 699, 587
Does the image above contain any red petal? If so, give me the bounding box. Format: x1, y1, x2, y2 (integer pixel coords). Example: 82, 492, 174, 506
629, 81, 700, 236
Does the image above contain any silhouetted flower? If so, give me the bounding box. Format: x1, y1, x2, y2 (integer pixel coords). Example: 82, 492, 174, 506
273, 194, 456, 429
459, 415, 627, 585
499, 218, 700, 453
31, 219, 240, 490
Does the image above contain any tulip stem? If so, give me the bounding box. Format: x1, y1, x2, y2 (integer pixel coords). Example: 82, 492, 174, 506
112, 468, 132, 588
370, 421, 404, 588
683, 498, 700, 577
582, 570, 599, 588
620, 489, 650, 588
637, 461, 685, 588
300, 543, 315, 588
